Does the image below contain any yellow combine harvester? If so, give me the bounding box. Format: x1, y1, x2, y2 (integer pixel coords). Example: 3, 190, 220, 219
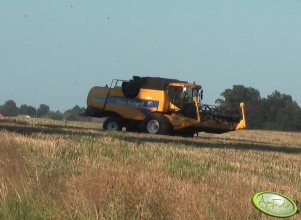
83, 76, 246, 137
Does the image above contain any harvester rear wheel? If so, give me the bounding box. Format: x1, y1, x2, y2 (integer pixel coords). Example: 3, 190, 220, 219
144, 113, 171, 135
103, 116, 123, 131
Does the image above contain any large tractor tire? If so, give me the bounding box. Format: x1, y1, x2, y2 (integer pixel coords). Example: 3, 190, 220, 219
103, 116, 123, 131
121, 80, 141, 98
144, 113, 172, 135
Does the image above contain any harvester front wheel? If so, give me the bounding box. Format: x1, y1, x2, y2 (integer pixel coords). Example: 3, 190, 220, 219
144, 113, 171, 135
103, 116, 123, 131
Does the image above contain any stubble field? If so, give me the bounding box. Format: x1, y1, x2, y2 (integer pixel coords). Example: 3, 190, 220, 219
0, 117, 300, 219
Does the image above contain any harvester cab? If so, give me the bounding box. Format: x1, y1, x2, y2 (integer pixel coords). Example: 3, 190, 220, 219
83, 76, 246, 136
167, 82, 201, 118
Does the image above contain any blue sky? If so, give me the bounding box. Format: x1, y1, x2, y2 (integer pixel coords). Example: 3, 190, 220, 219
1, 0, 301, 111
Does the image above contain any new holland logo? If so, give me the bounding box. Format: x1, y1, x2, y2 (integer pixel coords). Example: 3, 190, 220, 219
252, 192, 298, 218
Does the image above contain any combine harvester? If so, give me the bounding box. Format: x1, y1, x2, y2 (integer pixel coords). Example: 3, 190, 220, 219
83, 76, 246, 137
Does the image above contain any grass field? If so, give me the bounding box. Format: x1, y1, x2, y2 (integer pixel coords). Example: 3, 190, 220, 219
0, 117, 300, 219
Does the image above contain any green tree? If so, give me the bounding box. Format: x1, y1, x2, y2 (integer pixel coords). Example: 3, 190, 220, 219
46, 111, 63, 120
64, 105, 86, 121
1, 100, 19, 116
19, 104, 37, 117
262, 91, 301, 131
37, 104, 50, 117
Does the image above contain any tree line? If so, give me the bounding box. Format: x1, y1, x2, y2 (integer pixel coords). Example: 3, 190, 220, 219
0, 100, 87, 121
216, 85, 301, 131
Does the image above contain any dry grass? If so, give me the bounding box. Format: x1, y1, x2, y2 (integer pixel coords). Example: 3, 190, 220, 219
0, 117, 300, 219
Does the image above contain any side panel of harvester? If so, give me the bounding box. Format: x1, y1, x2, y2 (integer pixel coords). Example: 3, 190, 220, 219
87, 86, 168, 120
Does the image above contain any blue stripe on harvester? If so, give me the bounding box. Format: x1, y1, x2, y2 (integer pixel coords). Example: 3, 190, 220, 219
93, 96, 159, 108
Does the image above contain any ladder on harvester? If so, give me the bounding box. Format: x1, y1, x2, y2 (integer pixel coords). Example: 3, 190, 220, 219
102, 79, 127, 111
